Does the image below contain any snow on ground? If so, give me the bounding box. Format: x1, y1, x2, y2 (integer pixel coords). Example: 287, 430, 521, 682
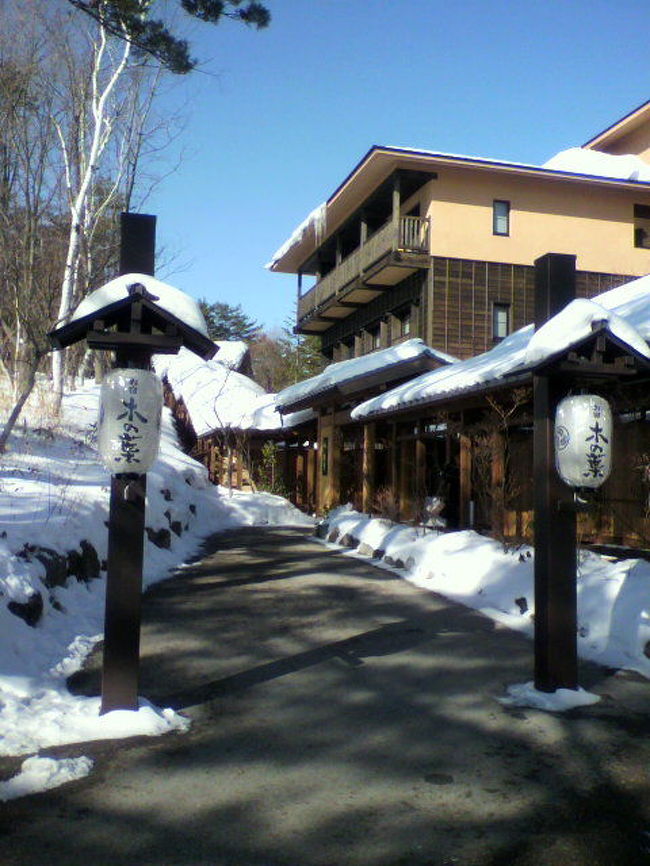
2, 377, 650, 797
0, 382, 312, 797
318, 505, 650, 690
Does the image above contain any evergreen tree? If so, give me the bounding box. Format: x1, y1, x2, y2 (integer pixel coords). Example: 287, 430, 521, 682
65, 1, 271, 74
199, 299, 259, 342
250, 316, 326, 392
277, 317, 326, 385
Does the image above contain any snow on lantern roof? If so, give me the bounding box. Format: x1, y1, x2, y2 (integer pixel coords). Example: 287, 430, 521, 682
71, 273, 209, 338
352, 276, 650, 422
276, 339, 456, 413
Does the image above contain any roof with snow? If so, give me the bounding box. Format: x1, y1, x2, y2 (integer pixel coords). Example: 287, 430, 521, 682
213, 340, 249, 372
71, 273, 209, 337
276, 339, 456, 413
154, 347, 314, 437
351, 277, 650, 422
268, 145, 650, 273
51, 274, 216, 360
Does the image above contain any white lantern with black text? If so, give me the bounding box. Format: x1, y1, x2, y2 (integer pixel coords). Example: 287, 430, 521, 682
97, 369, 163, 473
554, 394, 613, 488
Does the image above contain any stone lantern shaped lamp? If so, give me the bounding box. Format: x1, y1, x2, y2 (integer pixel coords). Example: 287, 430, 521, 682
48, 273, 216, 714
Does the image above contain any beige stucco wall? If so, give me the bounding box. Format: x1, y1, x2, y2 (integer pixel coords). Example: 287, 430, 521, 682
402, 169, 650, 276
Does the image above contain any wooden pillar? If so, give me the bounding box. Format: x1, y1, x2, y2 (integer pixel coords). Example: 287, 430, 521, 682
380, 316, 390, 348
318, 413, 341, 511
360, 211, 368, 246
329, 430, 341, 509
389, 423, 398, 489
392, 173, 401, 230
533, 374, 577, 691
236, 449, 243, 490
533, 251, 578, 692
491, 430, 505, 537
101, 212, 156, 715
415, 435, 427, 503
399, 439, 412, 519
362, 422, 376, 513
459, 434, 472, 528
308, 445, 318, 512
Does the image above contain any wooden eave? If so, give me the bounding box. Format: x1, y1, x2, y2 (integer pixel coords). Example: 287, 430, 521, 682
199, 415, 317, 442
584, 100, 650, 150
277, 354, 441, 414
355, 327, 650, 425
48, 294, 217, 359
270, 145, 650, 276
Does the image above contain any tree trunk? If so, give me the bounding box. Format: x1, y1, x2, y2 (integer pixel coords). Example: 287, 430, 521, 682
0, 359, 39, 453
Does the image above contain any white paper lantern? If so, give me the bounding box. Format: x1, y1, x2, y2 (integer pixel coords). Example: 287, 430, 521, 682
554, 395, 613, 488
97, 369, 163, 473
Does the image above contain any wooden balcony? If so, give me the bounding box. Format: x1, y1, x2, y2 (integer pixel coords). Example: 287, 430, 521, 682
298, 216, 430, 329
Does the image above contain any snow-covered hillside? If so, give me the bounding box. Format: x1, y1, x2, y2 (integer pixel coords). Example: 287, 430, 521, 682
0, 383, 312, 797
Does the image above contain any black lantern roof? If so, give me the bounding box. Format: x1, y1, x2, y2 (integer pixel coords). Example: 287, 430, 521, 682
48, 283, 216, 360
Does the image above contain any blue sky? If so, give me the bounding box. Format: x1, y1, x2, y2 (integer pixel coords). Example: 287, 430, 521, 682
149, 0, 650, 333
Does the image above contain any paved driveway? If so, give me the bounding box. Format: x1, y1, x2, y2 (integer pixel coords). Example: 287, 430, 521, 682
1, 526, 649, 866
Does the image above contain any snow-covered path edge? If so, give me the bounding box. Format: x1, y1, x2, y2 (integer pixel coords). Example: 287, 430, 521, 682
315, 505, 650, 686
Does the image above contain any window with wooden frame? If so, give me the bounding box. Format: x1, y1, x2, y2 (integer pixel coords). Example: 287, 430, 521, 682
492, 301, 510, 342
493, 200, 510, 236
367, 324, 381, 351
634, 204, 650, 249
396, 307, 412, 337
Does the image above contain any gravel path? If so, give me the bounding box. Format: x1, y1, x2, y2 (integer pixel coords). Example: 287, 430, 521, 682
1, 526, 649, 866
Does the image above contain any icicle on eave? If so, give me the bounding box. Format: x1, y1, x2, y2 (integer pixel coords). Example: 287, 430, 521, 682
265, 202, 328, 270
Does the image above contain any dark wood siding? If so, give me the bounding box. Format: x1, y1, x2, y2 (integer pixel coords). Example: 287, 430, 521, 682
428, 257, 634, 360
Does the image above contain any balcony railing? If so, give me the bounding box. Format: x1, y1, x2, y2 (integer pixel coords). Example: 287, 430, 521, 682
298, 215, 430, 323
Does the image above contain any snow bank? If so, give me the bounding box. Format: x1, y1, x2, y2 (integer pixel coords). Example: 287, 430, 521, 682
0, 756, 94, 802
0, 382, 313, 786
318, 506, 650, 682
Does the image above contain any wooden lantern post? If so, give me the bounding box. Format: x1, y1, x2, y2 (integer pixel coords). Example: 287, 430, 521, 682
533, 253, 578, 692
532, 252, 650, 692
48, 213, 216, 714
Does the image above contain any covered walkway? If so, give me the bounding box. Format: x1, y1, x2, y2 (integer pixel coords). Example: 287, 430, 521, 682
1, 527, 649, 866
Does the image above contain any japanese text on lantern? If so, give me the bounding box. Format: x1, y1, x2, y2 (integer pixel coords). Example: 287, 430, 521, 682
583, 404, 609, 481
115, 378, 147, 466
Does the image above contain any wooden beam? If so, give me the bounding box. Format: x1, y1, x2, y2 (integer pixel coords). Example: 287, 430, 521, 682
415, 436, 426, 502
491, 430, 505, 537
362, 423, 376, 513
533, 374, 577, 691
459, 434, 472, 528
